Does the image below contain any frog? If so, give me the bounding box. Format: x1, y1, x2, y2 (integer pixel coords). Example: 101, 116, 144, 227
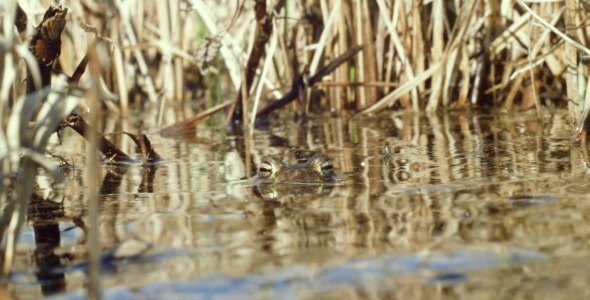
253, 153, 338, 185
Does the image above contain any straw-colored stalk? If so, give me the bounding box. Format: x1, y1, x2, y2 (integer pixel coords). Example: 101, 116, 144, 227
85, 45, 104, 300
565, 0, 581, 124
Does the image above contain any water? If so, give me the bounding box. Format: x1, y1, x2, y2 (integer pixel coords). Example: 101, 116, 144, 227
6, 108, 590, 298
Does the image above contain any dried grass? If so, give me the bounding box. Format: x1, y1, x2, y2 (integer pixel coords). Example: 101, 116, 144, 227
7, 0, 589, 124
10, 1, 590, 117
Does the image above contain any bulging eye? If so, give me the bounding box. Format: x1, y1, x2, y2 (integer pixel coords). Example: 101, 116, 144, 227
258, 161, 274, 178
320, 161, 333, 175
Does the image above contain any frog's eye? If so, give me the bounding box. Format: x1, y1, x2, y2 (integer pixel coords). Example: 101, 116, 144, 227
320, 161, 333, 175
258, 161, 274, 178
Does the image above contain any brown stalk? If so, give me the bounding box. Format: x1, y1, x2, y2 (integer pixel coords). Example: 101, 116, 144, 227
161, 99, 234, 136
63, 43, 134, 164
68, 51, 90, 83
230, 0, 284, 125
23, 5, 133, 164
315, 81, 398, 88
119, 132, 163, 164
27, 5, 68, 93
65, 114, 132, 162
256, 45, 362, 119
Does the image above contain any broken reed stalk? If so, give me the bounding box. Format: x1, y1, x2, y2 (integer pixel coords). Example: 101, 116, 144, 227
65, 114, 132, 162
26, 6, 67, 92
160, 99, 234, 135
255, 45, 363, 119
119, 132, 163, 163
65, 81, 133, 163
19, 5, 136, 166
229, 0, 281, 125
250, 19, 279, 131
66, 43, 167, 164
63, 39, 137, 163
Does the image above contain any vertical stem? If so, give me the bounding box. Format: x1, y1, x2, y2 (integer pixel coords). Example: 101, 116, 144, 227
86, 46, 102, 300
427, 0, 445, 111
412, 0, 425, 93
360, 0, 377, 107
565, 0, 579, 125
354, 0, 366, 109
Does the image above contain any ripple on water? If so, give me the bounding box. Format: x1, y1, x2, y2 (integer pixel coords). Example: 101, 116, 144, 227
15, 109, 590, 298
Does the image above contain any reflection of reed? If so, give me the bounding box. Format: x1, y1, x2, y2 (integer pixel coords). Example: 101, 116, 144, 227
370, 110, 581, 254
12, 109, 590, 297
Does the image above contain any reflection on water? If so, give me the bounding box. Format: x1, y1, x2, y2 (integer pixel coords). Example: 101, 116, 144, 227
7, 109, 590, 298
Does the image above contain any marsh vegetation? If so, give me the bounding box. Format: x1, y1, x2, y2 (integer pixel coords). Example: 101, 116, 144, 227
2, 0, 590, 298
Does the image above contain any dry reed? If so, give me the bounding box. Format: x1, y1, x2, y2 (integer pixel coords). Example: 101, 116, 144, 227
8, 0, 589, 123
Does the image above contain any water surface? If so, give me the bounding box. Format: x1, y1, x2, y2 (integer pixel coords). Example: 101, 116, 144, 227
7, 109, 590, 299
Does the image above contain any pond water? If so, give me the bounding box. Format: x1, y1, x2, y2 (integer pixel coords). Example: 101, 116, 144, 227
6, 108, 590, 299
